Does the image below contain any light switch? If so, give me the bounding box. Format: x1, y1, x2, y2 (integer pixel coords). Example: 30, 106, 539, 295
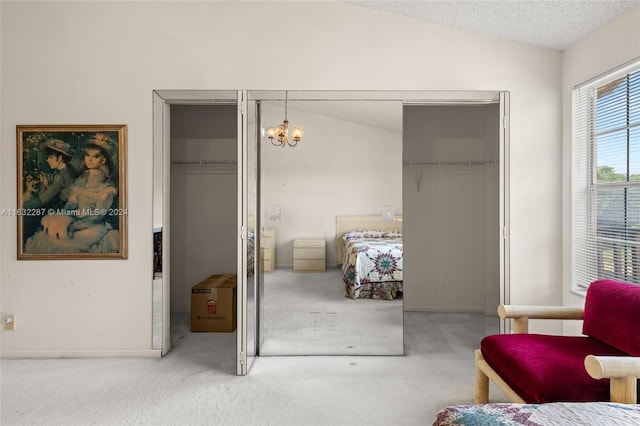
382, 205, 394, 221
4, 314, 14, 331
268, 205, 281, 222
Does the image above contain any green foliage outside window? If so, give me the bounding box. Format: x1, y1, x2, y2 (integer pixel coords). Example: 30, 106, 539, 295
597, 165, 640, 182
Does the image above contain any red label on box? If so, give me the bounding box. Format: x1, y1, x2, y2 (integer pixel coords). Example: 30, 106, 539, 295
207, 300, 217, 314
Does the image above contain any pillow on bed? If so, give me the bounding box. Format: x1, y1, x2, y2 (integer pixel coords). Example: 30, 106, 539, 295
342, 230, 402, 241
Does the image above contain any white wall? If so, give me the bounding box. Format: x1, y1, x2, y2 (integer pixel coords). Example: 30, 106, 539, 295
0, 1, 562, 356
561, 5, 640, 335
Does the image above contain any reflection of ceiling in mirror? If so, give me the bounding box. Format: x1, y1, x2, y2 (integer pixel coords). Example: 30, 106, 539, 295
262, 100, 403, 134
259, 92, 500, 134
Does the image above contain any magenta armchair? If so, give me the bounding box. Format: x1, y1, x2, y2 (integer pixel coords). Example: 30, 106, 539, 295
475, 279, 640, 404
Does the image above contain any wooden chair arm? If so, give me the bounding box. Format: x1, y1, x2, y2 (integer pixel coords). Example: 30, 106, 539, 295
584, 355, 640, 404
585, 355, 640, 379
498, 305, 584, 333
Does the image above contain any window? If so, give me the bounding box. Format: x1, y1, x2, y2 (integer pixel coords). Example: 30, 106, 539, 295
573, 59, 640, 289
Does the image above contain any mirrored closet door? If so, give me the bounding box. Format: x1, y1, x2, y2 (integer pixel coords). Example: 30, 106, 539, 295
253, 92, 405, 355
250, 90, 509, 357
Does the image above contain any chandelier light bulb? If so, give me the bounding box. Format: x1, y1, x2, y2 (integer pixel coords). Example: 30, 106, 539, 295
265, 127, 277, 140
291, 127, 304, 142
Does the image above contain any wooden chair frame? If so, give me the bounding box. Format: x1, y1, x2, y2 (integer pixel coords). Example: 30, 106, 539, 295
475, 304, 640, 404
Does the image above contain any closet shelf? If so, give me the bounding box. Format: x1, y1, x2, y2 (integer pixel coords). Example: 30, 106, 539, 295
171, 160, 237, 175
403, 160, 498, 166
405, 160, 499, 192
171, 160, 237, 165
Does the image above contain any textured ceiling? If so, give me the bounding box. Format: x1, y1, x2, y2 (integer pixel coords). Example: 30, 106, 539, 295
346, 0, 639, 50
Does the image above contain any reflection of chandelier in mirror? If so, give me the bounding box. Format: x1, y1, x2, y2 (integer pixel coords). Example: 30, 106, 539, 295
265, 91, 303, 147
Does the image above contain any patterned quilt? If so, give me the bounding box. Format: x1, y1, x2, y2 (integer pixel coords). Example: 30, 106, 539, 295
341, 230, 403, 300
433, 402, 640, 426
247, 231, 255, 277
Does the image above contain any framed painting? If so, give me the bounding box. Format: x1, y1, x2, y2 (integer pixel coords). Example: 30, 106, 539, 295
16, 125, 128, 259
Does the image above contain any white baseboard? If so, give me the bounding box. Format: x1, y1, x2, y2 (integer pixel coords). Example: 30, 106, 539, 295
1, 349, 162, 359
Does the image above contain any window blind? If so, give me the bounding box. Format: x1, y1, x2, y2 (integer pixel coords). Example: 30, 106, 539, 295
572, 58, 640, 289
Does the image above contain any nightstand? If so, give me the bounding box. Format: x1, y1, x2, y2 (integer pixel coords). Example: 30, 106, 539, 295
260, 228, 276, 272
293, 238, 326, 272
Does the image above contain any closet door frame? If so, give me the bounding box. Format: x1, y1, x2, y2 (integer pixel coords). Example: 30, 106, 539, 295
402, 92, 510, 333
252, 89, 511, 345
152, 89, 511, 371
498, 91, 510, 333
152, 90, 255, 368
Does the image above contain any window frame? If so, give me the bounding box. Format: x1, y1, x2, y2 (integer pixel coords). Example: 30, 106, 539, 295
572, 58, 640, 290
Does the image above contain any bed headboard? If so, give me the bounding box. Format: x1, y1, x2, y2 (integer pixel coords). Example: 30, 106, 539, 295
335, 215, 403, 264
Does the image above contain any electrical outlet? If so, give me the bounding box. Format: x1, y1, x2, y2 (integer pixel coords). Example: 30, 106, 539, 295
4, 315, 15, 331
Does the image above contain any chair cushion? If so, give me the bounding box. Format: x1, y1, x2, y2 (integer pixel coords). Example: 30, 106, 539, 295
481, 334, 628, 403
583, 279, 640, 356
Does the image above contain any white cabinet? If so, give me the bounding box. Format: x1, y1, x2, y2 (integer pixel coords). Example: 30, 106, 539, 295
293, 238, 326, 272
261, 229, 276, 272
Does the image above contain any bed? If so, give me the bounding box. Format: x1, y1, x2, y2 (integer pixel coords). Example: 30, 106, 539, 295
432, 402, 640, 425
336, 215, 403, 300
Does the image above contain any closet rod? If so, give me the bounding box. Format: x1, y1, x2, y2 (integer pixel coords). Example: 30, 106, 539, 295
171, 160, 237, 165
403, 160, 498, 166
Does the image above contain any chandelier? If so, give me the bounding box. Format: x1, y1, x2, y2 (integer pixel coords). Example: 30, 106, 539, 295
265, 91, 303, 147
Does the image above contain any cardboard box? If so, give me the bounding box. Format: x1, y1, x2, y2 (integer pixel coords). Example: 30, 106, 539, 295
191, 274, 237, 332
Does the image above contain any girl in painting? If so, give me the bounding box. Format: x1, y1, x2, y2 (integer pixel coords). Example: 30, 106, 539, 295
25, 134, 119, 254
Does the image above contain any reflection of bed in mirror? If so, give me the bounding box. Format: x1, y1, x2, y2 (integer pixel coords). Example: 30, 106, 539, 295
246, 215, 276, 275
246, 231, 255, 276
246, 215, 257, 277
336, 215, 403, 300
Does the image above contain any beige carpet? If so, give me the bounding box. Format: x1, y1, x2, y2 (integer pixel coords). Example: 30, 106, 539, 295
1, 310, 506, 426
260, 268, 403, 356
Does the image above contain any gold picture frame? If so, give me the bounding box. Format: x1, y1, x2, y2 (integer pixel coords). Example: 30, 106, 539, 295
16, 125, 127, 259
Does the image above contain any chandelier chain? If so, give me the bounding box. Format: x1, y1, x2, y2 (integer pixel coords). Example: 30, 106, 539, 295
265, 91, 303, 147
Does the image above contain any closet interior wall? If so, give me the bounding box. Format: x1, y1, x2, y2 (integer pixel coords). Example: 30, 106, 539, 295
169, 105, 238, 313
403, 104, 500, 313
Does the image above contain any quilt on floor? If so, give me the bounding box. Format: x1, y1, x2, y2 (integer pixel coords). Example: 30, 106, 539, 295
432, 402, 640, 426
